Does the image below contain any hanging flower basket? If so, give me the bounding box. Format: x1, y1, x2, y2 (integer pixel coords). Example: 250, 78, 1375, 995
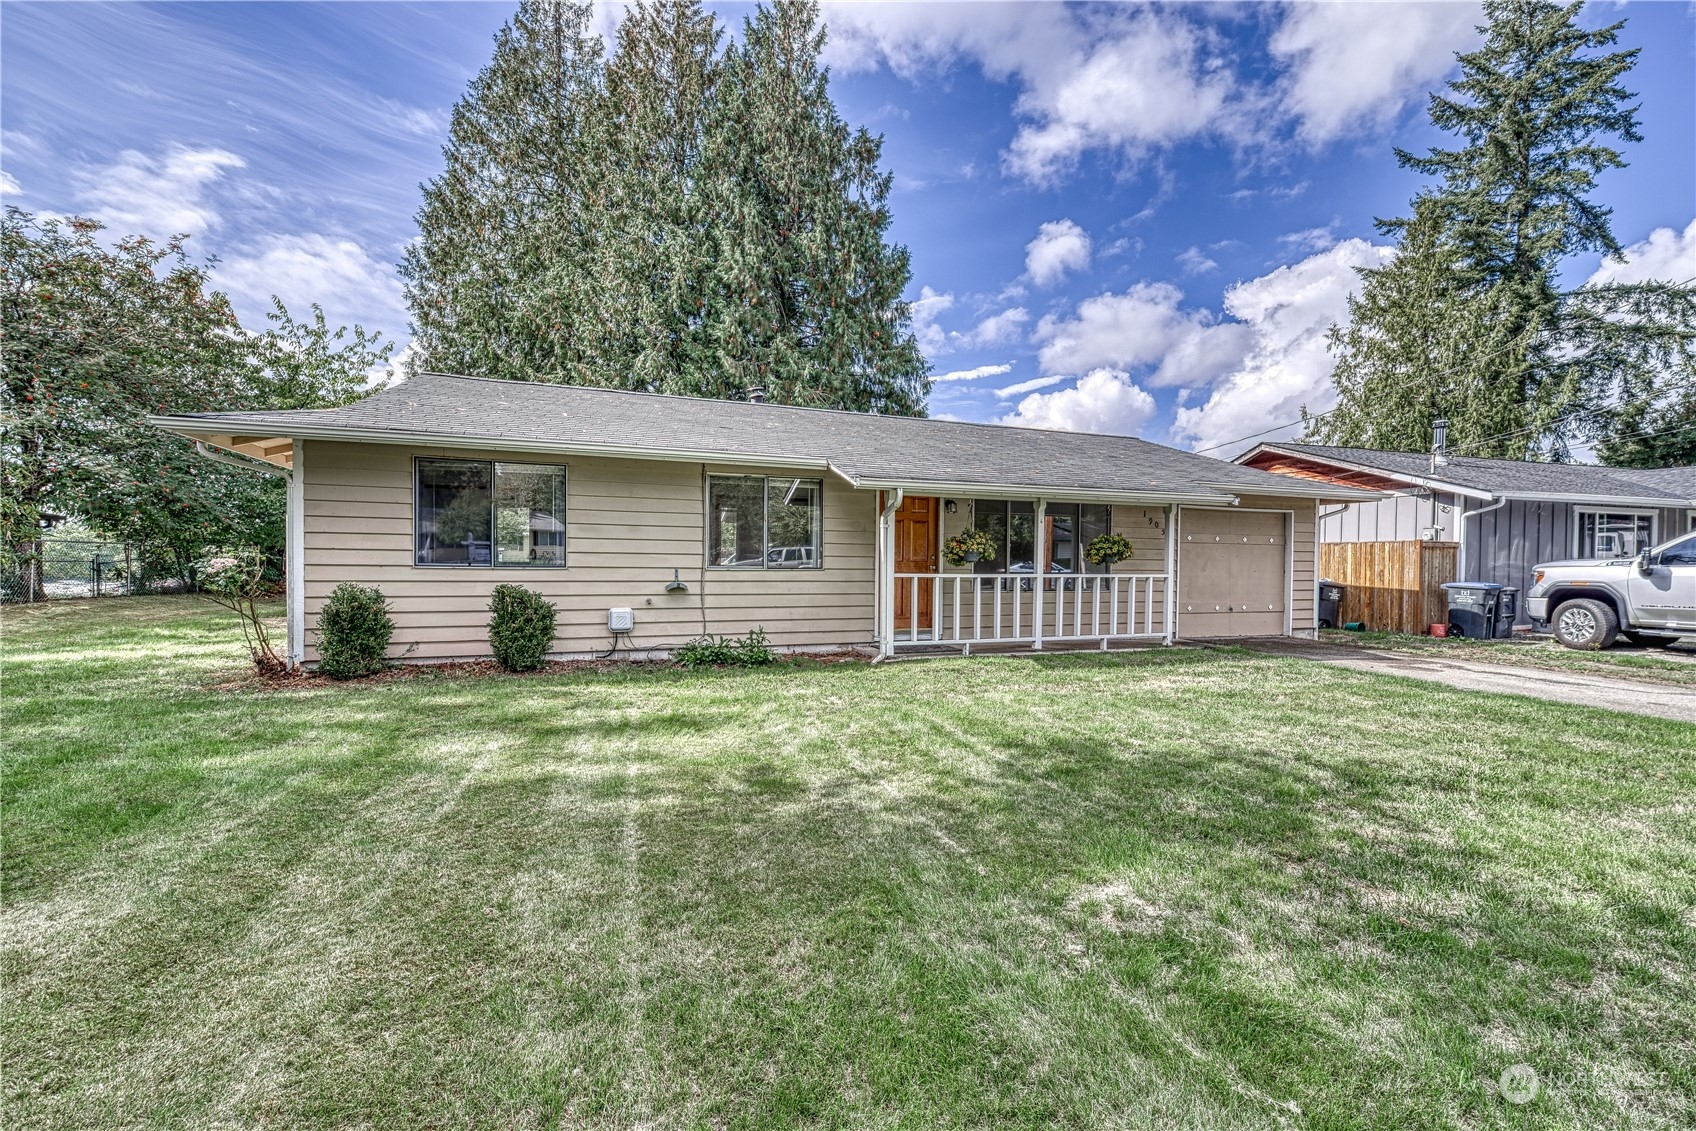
1084, 532, 1134, 566
943, 528, 998, 568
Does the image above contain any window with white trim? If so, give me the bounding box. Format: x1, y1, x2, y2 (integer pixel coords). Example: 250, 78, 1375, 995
415, 458, 567, 567
707, 475, 822, 568
1574, 510, 1654, 559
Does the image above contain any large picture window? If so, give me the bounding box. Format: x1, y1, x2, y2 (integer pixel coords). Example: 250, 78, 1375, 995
969, 500, 1110, 574
708, 475, 822, 568
416, 458, 566, 567
1575, 510, 1653, 559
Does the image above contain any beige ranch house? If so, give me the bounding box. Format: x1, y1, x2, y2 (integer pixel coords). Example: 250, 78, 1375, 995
152, 373, 1374, 667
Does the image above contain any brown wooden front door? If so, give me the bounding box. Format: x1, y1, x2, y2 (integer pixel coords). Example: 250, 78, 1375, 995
893, 495, 939, 632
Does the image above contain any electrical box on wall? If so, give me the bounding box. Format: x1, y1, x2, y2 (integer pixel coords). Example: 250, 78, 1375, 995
1420, 527, 1442, 541
608, 607, 635, 633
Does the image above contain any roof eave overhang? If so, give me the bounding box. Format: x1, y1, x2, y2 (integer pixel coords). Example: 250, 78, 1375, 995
148, 417, 835, 473
836, 470, 1232, 507
1494, 491, 1693, 508
1241, 444, 1496, 500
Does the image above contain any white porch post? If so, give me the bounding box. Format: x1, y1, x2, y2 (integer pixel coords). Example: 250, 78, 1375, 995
1032, 497, 1046, 650
878, 490, 901, 658
287, 438, 306, 669
1162, 503, 1176, 645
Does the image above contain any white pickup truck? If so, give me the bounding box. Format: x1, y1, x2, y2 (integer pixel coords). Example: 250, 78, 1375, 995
1527, 531, 1696, 649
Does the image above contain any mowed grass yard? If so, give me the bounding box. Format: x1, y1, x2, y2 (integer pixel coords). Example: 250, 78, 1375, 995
3, 599, 1693, 1131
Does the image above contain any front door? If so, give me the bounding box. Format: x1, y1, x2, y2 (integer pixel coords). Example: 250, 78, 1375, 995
893, 495, 938, 632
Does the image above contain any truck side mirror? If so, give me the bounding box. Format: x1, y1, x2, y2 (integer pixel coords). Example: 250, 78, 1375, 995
1636, 549, 1654, 575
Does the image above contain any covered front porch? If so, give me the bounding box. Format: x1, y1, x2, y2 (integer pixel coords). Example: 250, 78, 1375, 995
870, 486, 1193, 658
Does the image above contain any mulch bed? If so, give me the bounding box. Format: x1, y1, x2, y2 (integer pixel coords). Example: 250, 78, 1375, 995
211, 650, 870, 692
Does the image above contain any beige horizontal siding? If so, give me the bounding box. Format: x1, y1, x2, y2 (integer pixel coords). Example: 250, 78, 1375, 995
300, 440, 875, 662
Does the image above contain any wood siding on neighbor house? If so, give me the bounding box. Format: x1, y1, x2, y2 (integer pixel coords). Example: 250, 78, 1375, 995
301, 440, 876, 662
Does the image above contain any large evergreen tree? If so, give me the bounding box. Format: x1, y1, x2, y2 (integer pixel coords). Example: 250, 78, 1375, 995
401, 0, 927, 413
703, 0, 927, 413
400, 0, 607, 383
1308, 202, 1537, 456
1318, 0, 1692, 459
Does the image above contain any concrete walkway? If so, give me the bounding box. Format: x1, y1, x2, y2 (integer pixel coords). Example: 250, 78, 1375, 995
1229, 638, 1696, 724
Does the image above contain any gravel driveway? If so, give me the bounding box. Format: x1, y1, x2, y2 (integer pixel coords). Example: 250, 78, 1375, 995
1228, 637, 1696, 724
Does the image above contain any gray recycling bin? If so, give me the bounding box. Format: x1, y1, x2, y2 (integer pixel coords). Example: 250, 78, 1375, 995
1441, 581, 1507, 640
1495, 587, 1519, 638
1317, 580, 1344, 629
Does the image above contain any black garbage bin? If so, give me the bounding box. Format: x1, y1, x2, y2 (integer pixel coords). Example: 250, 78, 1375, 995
1318, 580, 1344, 629
1495, 587, 1520, 638
1441, 581, 1505, 640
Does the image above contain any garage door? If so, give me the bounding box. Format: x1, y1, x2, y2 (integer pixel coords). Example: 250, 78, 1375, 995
1178, 509, 1287, 637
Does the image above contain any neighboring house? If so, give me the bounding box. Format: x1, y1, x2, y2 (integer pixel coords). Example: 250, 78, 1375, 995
151, 373, 1373, 667
1238, 442, 1696, 627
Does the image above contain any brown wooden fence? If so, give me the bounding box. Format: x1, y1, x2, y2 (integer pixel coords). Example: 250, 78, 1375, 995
1319, 541, 1458, 635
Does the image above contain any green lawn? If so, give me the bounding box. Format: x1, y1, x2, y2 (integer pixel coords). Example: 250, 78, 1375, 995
1317, 628, 1696, 686
4, 598, 1693, 1130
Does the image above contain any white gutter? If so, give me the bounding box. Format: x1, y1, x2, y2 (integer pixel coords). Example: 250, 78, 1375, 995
842, 471, 1232, 507
1456, 496, 1508, 582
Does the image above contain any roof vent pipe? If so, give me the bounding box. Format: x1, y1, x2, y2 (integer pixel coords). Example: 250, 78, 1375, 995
1431, 417, 1449, 470
745, 386, 766, 404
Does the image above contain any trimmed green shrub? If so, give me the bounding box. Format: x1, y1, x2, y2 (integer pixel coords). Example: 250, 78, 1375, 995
674, 627, 777, 669
488, 584, 557, 671
316, 583, 394, 680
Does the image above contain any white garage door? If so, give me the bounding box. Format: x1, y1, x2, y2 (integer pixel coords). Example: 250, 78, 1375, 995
1177, 509, 1288, 637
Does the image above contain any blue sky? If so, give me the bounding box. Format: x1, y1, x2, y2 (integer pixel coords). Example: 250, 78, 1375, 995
4, 1, 1692, 455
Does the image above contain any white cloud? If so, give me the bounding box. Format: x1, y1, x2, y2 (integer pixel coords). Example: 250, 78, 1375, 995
1171, 238, 1396, 455
1032, 282, 1253, 388
823, 4, 1242, 186
1176, 246, 1217, 275
998, 368, 1157, 436
72, 145, 244, 235
994, 375, 1065, 399
216, 232, 405, 340
909, 285, 956, 355
1587, 220, 1696, 287
960, 306, 1030, 349
932, 362, 1013, 383
1270, 1, 1481, 145
0, 170, 20, 197
1025, 218, 1092, 286
1278, 224, 1339, 253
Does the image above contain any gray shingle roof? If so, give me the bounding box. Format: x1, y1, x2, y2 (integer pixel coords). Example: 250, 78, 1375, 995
1255, 442, 1694, 504
151, 371, 1369, 502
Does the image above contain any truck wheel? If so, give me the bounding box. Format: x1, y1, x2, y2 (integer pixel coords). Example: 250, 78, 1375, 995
1551, 598, 1619, 650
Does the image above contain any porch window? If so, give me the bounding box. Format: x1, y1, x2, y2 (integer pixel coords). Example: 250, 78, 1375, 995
969, 500, 1110, 574
1575, 510, 1653, 559
707, 475, 822, 568
416, 458, 567, 567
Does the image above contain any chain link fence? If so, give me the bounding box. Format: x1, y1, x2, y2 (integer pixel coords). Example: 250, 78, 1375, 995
1, 540, 194, 603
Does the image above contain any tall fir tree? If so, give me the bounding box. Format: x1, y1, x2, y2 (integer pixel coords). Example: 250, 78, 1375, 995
1308, 202, 1539, 456
596, 0, 724, 395
703, 0, 927, 413
400, 0, 608, 383
401, 0, 927, 413
1319, 0, 1692, 459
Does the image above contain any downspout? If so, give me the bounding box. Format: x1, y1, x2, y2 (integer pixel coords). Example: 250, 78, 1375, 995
1456, 496, 1506, 582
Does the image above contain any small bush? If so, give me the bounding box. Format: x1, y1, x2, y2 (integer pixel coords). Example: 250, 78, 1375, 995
488, 584, 557, 671
674, 627, 777, 669
316, 583, 394, 680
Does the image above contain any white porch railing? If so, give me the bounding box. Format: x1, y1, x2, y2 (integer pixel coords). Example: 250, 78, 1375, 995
891, 571, 1169, 649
